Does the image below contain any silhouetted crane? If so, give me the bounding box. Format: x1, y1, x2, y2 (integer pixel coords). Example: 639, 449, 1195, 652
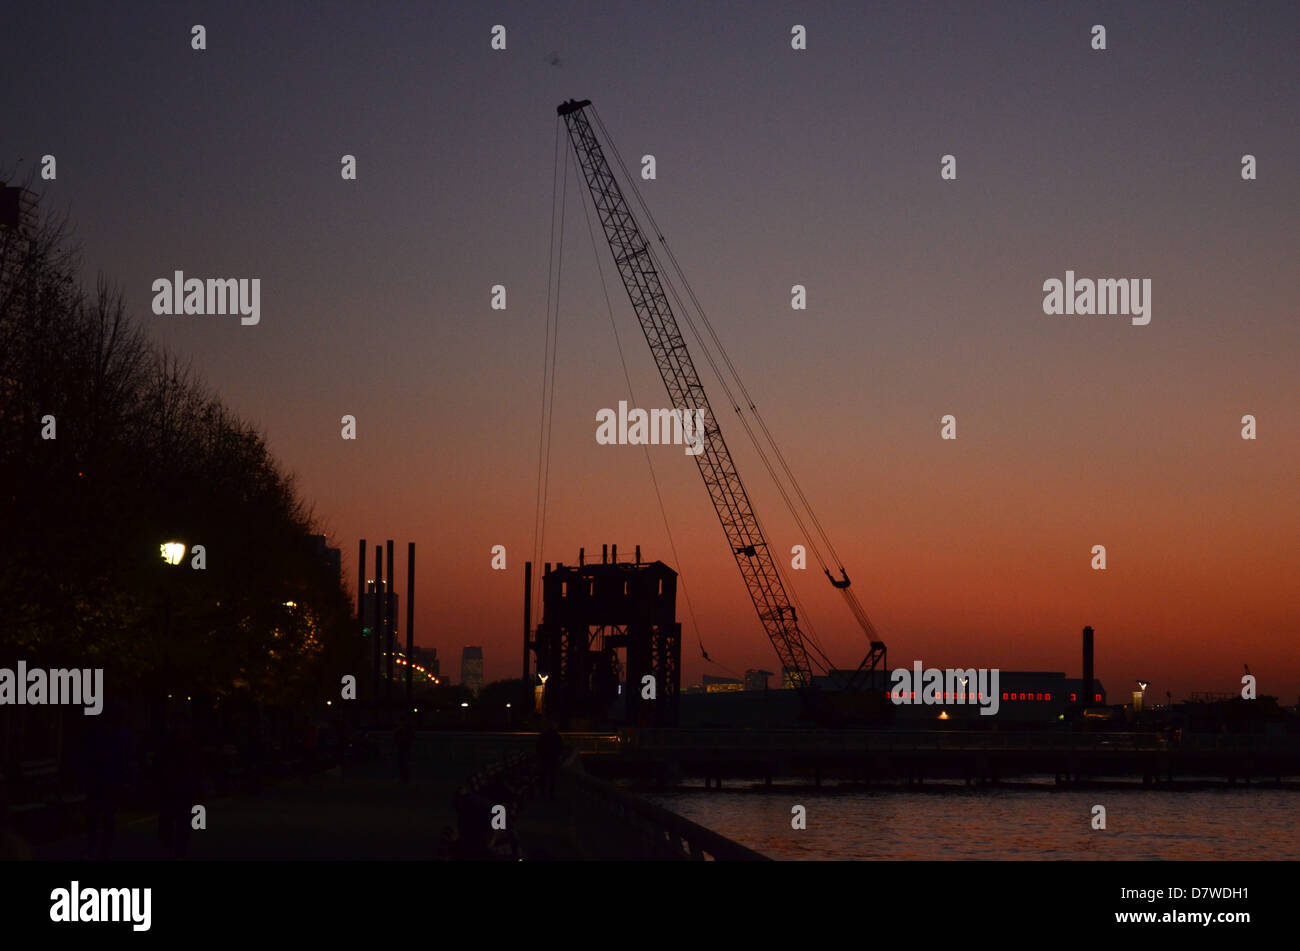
556, 99, 886, 692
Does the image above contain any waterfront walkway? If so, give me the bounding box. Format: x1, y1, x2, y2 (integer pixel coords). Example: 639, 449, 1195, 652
28, 731, 759, 861
34, 753, 465, 861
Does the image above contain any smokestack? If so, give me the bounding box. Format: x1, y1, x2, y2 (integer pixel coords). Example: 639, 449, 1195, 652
373, 544, 383, 707
1082, 625, 1094, 707
602, 544, 608, 564
358, 538, 367, 632
523, 560, 533, 681
579, 547, 584, 567
611, 543, 617, 563
386, 540, 395, 710
635, 545, 641, 564
406, 542, 415, 707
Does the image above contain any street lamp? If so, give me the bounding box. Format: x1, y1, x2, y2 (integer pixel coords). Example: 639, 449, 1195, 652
1133, 680, 1149, 714
158, 541, 185, 713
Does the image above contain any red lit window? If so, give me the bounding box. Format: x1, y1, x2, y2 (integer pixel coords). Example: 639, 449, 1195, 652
1045, 693, 1051, 701
1069, 692, 1077, 702
1095, 693, 1101, 702
1002, 692, 1009, 700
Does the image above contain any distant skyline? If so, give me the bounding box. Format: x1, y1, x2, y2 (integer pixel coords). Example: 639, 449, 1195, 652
8, 1, 1297, 700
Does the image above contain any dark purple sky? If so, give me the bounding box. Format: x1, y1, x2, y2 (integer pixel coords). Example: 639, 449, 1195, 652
8, 1, 1298, 699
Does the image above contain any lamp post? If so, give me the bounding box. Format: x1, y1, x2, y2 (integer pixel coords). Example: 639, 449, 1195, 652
159, 541, 185, 730
536, 673, 549, 716
1134, 680, 1149, 714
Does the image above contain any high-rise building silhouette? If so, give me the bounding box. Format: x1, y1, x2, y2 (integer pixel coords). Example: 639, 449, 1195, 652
461, 646, 484, 696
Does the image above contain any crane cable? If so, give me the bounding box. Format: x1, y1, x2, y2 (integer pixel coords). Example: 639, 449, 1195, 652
590, 107, 844, 574
568, 150, 737, 676
587, 112, 830, 575
582, 113, 844, 673
590, 106, 883, 649
531, 117, 568, 623
600, 106, 848, 568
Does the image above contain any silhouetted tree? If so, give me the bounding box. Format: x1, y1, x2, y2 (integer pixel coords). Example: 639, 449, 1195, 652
0, 187, 353, 710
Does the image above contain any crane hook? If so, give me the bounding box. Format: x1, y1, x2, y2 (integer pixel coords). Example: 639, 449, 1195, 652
825, 568, 852, 589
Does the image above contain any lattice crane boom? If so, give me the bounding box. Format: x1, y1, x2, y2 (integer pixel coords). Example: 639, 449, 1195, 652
557, 98, 815, 686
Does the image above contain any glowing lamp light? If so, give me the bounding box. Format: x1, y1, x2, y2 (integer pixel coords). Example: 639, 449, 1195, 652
460, 702, 469, 708
1137, 680, 1149, 691
938, 710, 949, 720
160, 541, 186, 565
283, 600, 297, 608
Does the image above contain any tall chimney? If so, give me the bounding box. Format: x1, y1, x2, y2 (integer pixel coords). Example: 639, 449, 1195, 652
358, 538, 367, 634
386, 539, 395, 710
406, 542, 415, 707
523, 560, 533, 681
635, 545, 641, 564
373, 544, 383, 707
611, 543, 617, 563
1082, 625, 1094, 706
602, 544, 608, 564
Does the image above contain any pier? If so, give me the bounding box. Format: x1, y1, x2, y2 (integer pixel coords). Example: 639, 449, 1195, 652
572, 729, 1300, 788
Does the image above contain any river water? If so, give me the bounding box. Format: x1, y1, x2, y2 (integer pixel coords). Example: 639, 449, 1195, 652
645, 781, 1300, 860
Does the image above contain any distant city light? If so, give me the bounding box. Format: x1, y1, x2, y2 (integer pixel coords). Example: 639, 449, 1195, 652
283, 600, 297, 608
460, 702, 469, 708
160, 541, 186, 565
937, 710, 949, 720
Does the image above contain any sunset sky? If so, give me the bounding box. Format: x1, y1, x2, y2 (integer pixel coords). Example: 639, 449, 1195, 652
9, 1, 1297, 699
